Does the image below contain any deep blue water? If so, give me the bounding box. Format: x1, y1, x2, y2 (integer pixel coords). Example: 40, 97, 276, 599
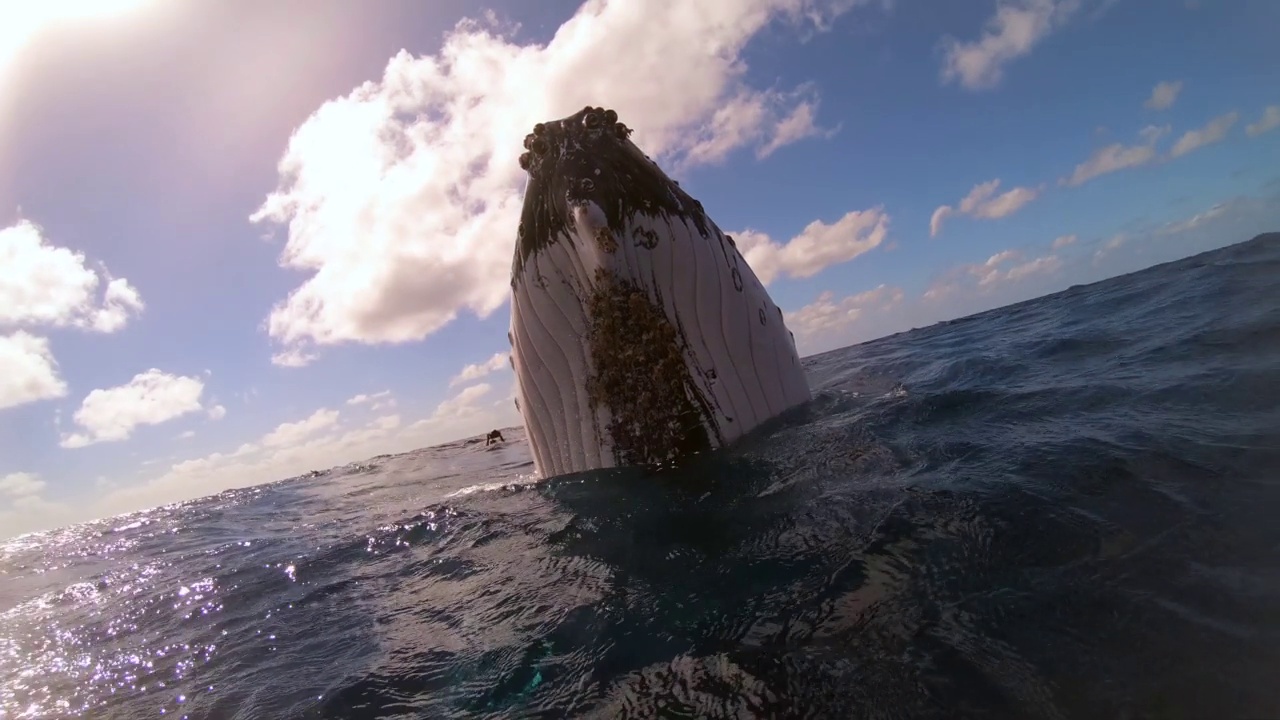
3, 233, 1279, 719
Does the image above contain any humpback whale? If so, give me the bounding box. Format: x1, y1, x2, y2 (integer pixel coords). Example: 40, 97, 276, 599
508, 106, 812, 478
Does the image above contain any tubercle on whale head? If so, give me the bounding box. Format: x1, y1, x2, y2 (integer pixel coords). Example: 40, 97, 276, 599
517, 105, 631, 175
511, 105, 713, 281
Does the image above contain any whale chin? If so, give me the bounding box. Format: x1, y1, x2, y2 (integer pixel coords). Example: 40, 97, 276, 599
508, 105, 812, 479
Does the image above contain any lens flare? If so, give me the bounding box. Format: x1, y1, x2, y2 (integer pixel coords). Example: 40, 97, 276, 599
0, 0, 153, 77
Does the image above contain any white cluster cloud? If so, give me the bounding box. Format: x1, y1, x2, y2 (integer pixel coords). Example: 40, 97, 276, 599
1169, 111, 1239, 158
0, 332, 67, 410
939, 0, 1079, 91
930, 179, 1039, 237
449, 353, 509, 387
732, 208, 890, 285
1245, 105, 1280, 137
0, 220, 145, 411
1144, 80, 1183, 111
60, 369, 209, 448
249, 0, 880, 366
784, 284, 904, 355
1051, 234, 1077, 249
0, 220, 144, 332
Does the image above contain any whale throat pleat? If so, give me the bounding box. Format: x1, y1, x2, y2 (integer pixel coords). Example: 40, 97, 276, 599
536, 241, 605, 471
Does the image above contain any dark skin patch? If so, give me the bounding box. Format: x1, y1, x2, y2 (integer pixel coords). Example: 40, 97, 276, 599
585, 267, 711, 467
511, 106, 714, 283
633, 226, 659, 249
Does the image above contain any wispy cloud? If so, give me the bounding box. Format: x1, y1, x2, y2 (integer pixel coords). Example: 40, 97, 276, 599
0, 471, 69, 540
1092, 233, 1127, 264
931, 179, 1040, 237
260, 408, 340, 449
939, 0, 1078, 91
1144, 80, 1183, 110
94, 383, 518, 520
926, 248, 1062, 298
732, 208, 890, 285
785, 284, 905, 355
346, 390, 393, 407
1245, 105, 1280, 137
1169, 111, 1239, 158
1061, 124, 1169, 186
449, 354, 508, 388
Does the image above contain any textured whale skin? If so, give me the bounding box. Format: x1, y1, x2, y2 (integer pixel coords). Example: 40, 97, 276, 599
508, 106, 811, 478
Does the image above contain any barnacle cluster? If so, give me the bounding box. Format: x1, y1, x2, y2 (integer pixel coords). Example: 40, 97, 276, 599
518, 105, 633, 171
585, 267, 708, 466
595, 227, 618, 253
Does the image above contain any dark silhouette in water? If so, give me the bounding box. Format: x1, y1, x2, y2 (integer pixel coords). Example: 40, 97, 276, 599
485, 429, 505, 446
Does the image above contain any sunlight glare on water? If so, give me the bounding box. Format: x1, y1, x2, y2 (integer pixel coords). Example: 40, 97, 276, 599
2, 234, 1279, 718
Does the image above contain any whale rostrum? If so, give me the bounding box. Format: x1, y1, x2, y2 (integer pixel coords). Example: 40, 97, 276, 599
508, 106, 812, 478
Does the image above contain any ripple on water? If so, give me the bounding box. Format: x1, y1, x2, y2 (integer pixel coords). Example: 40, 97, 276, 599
3, 234, 1280, 718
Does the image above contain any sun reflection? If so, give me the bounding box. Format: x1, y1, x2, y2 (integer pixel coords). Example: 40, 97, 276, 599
0, 0, 153, 77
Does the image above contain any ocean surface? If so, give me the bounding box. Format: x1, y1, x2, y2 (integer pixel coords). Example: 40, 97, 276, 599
3, 233, 1279, 719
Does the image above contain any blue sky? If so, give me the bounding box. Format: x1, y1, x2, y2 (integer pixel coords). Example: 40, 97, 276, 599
1, 0, 1278, 538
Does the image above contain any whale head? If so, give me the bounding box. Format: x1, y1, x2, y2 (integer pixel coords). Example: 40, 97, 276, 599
508, 106, 811, 479
513, 106, 710, 281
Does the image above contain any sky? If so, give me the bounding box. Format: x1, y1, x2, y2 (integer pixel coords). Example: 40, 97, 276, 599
1, 0, 1278, 538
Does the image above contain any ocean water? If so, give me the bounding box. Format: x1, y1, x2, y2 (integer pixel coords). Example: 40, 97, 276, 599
3, 233, 1279, 720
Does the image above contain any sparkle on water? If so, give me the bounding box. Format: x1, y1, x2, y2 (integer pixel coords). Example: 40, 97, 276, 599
2, 233, 1279, 718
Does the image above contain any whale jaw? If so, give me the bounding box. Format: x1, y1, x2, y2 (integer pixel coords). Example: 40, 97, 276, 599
509, 106, 811, 479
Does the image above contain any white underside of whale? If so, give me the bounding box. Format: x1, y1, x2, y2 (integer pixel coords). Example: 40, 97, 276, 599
510, 200, 811, 479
